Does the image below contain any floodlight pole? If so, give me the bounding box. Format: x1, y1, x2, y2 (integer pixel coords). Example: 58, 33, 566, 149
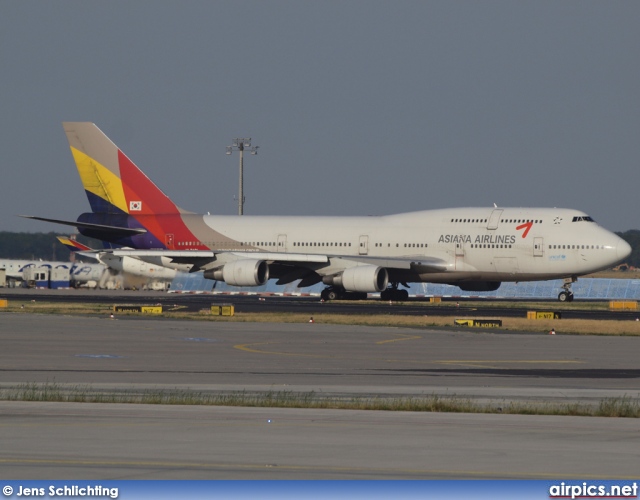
226, 138, 259, 215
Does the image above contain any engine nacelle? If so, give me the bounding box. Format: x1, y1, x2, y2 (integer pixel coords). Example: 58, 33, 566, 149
456, 281, 502, 292
323, 266, 388, 292
204, 259, 269, 286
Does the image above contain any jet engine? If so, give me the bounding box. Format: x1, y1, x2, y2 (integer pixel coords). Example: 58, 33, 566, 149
204, 259, 269, 286
323, 265, 388, 292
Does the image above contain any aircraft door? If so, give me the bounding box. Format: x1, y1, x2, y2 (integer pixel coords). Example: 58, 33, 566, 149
487, 209, 503, 230
165, 234, 175, 249
455, 241, 464, 270
277, 234, 287, 253
359, 235, 369, 255
534, 237, 544, 257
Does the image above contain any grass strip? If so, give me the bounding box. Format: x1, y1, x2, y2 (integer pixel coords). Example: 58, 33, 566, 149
2, 382, 639, 418
3, 301, 640, 335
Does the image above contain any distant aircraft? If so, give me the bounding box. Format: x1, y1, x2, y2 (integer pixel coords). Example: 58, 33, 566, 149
23, 122, 632, 301
0, 257, 106, 288
57, 236, 177, 284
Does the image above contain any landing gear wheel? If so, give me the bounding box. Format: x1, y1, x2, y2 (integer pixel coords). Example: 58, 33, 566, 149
321, 287, 342, 301
380, 286, 409, 301
558, 291, 574, 302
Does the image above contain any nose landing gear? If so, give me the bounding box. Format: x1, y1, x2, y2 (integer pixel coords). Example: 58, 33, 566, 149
558, 277, 576, 302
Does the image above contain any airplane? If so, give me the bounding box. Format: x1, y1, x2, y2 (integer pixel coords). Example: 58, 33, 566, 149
22, 122, 632, 302
57, 236, 177, 285
0, 257, 106, 288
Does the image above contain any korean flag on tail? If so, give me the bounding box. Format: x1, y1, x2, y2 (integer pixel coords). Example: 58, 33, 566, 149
130, 201, 142, 212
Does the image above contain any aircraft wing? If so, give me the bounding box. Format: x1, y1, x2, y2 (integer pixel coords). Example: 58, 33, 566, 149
105, 249, 447, 274
340, 255, 449, 273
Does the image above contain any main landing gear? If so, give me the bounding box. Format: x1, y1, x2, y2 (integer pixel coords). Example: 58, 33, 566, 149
321, 286, 342, 301
320, 283, 410, 301
320, 286, 367, 301
557, 277, 576, 302
380, 283, 409, 301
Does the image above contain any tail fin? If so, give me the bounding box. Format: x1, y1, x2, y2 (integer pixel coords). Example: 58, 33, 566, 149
63, 123, 189, 216
56, 236, 104, 261
57, 236, 92, 252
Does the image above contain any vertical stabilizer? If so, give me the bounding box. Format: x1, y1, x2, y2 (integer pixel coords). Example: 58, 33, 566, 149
63, 122, 187, 216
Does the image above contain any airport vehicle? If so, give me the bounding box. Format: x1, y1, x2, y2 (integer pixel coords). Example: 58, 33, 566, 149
23, 122, 631, 301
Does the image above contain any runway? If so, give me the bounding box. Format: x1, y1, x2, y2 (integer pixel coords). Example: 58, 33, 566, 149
3, 287, 640, 320
1, 312, 639, 479
2, 402, 639, 480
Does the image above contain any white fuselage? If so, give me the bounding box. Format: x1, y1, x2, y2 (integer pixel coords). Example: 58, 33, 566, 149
179, 207, 629, 284
0, 259, 106, 284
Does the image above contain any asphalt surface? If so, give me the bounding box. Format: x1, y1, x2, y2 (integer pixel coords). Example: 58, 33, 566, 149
0, 306, 639, 479
2, 402, 639, 480
3, 287, 640, 320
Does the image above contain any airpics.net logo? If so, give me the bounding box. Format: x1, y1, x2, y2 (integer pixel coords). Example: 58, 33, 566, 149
549, 482, 638, 499
3, 484, 118, 498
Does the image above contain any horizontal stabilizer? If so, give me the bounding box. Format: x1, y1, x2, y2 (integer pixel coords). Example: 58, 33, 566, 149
20, 215, 147, 237
111, 249, 215, 258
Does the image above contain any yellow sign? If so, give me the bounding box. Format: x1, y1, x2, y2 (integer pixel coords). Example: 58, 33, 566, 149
211, 304, 235, 316
527, 311, 561, 319
140, 306, 163, 315
609, 301, 638, 311
454, 318, 502, 328
454, 319, 474, 327
113, 305, 163, 314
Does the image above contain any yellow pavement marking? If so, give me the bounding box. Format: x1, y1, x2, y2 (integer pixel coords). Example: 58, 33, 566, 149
235, 341, 584, 367
234, 342, 323, 358
376, 333, 422, 345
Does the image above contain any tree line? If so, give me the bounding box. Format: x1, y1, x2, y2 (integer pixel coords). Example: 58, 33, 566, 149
1, 230, 639, 268
0, 232, 100, 261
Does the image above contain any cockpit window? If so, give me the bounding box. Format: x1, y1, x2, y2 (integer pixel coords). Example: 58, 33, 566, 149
572, 216, 595, 222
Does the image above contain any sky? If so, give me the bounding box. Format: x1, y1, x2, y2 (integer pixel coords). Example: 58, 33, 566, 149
1, 1, 639, 234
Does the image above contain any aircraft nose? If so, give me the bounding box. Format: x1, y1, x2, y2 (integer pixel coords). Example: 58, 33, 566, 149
616, 237, 632, 262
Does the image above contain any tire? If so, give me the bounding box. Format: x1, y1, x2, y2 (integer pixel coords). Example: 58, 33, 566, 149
558, 291, 569, 302
327, 290, 339, 301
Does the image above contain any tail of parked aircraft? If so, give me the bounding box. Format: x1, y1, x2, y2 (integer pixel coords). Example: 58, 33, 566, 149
51, 123, 207, 250
57, 236, 92, 252
23, 123, 208, 250
63, 122, 186, 217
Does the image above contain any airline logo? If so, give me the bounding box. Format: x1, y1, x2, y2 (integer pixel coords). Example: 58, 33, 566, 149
516, 221, 533, 238
130, 201, 142, 212
438, 234, 516, 244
